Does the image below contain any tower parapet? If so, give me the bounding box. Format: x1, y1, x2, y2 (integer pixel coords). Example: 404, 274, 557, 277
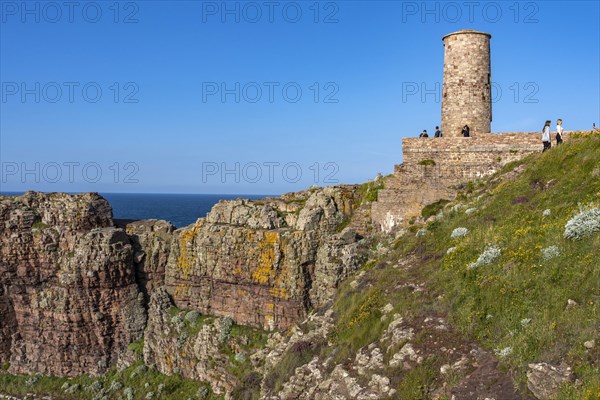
441, 30, 492, 137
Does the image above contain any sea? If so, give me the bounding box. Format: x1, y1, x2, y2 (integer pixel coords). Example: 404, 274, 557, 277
0, 192, 268, 228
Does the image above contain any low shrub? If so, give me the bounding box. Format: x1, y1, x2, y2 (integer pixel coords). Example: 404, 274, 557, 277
564, 207, 600, 240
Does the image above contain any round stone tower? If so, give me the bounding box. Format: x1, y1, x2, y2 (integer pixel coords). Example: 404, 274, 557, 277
441, 30, 492, 137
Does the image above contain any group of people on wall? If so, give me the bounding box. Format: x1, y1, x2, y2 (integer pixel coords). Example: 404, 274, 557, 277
418, 125, 471, 138
417, 120, 570, 154
541, 119, 564, 152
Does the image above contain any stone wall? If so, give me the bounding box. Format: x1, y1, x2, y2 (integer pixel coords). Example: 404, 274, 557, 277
372, 131, 579, 232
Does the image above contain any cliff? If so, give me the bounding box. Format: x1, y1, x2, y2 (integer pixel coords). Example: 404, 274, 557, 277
0, 185, 369, 388
0, 192, 146, 376
160, 186, 364, 331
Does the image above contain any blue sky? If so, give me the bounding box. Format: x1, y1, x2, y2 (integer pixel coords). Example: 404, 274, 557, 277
1, 0, 599, 194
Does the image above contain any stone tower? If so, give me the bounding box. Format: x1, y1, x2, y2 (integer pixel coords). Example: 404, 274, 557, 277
441, 30, 492, 137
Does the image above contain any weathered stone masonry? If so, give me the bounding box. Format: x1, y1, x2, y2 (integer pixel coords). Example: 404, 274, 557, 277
441, 30, 492, 137
371, 132, 582, 232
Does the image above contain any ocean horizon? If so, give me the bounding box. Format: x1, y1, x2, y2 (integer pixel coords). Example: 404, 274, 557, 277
1, 192, 270, 228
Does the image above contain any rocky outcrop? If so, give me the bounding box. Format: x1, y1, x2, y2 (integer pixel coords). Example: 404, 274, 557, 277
0, 192, 145, 376
527, 362, 574, 400
0, 186, 369, 382
143, 288, 238, 396
125, 219, 175, 302
163, 186, 366, 331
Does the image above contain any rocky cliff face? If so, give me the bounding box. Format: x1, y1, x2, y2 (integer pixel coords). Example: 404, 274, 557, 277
0, 192, 145, 377
161, 186, 365, 331
0, 186, 368, 386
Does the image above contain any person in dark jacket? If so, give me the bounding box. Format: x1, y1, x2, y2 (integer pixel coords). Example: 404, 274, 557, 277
461, 125, 470, 137
419, 130, 429, 138
434, 126, 442, 137
542, 120, 551, 152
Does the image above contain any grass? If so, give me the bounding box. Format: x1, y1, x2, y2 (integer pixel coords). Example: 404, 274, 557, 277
223, 323, 269, 391
398, 137, 600, 397
127, 339, 144, 356
0, 360, 221, 400
421, 199, 450, 219
358, 178, 385, 204
290, 136, 600, 398
396, 358, 438, 399
329, 287, 385, 360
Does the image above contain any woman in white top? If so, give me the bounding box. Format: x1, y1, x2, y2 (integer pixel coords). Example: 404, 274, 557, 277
556, 119, 564, 145
542, 120, 551, 152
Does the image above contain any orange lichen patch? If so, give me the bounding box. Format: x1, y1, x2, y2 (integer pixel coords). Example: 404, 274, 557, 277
164, 353, 174, 371
245, 229, 256, 241
233, 265, 243, 276
251, 231, 279, 285
177, 223, 201, 280
173, 282, 190, 300
269, 286, 289, 299
270, 269, 290, 299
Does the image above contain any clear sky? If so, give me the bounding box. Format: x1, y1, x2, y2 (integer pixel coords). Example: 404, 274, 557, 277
1, 0, 599, 194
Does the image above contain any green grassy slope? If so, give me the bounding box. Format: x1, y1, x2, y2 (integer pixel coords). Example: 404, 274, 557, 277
327, 135, 600, 398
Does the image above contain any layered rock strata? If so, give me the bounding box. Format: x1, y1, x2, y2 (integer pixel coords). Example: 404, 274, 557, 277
0, 186, 367, 379
0, 192, 145, 376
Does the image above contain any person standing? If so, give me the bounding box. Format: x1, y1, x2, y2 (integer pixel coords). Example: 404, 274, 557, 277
542, 120, 552, 152
461, 125, 470, 137
420, 130, 429, 138
556, 119, 564, 145
434, 126, 442, 138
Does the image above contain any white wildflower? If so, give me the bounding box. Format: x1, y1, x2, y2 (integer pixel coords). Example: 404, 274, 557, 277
520, 318, 531, 327
541, 245, 560, 260
446, 247, 457, 255
494, 346, 513, 358
542, 209, 551, 217
468, 246, 501, 270
450, 204, 464, 213
451, 227, 469, 239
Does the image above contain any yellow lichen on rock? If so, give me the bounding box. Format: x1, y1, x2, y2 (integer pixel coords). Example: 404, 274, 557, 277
177, 223, 201, 280
251, 231, 279, 285
269, 286, 289, 299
